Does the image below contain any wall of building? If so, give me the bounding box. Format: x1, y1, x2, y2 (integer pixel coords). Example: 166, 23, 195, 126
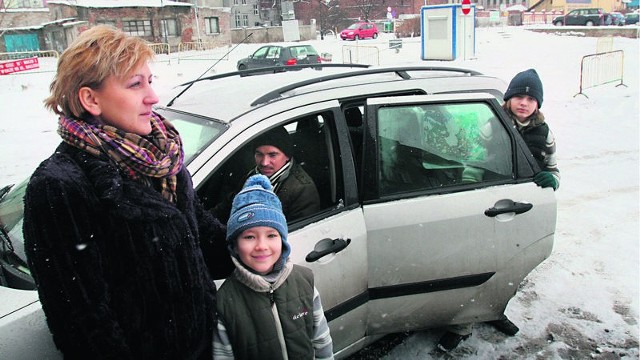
0, 8, 49, 27
230, 23, 316, 42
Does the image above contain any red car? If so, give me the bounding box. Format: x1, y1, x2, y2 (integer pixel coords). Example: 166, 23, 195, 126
340, 22, 379, 40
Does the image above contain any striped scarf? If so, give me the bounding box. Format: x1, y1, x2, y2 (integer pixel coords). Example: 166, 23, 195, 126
252, 159, 292, 193
57, 112, 184, 203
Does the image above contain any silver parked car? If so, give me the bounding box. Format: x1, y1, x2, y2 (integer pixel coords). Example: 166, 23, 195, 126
0, 65, 557, 359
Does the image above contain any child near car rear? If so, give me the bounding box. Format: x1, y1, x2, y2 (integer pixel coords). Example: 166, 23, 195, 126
212, 174, 334, 360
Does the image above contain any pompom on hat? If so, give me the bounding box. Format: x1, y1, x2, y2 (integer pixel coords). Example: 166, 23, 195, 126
504, 68, 544, 109
226, 174, 290, 261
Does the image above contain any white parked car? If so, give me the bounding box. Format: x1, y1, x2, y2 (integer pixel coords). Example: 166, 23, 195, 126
0, 64, 557, 359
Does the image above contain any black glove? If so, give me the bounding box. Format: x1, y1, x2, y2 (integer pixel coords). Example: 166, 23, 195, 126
533, 171, 558, 190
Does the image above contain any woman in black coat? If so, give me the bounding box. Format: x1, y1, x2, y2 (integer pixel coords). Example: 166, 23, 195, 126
22, 25, 232, 360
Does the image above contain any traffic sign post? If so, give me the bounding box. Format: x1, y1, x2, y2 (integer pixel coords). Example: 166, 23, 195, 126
461, 0, 471, 15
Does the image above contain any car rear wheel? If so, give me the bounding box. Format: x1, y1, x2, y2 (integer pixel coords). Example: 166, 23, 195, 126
586, 20, 595, 26
373, 33, 378, 39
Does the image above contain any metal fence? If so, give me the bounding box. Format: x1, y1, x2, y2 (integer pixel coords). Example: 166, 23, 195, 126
342, 45, 380, 66
178, 41, 228, 52
147, 43, 170, 55
0, 50, 59, 61
575, 50, 626, 98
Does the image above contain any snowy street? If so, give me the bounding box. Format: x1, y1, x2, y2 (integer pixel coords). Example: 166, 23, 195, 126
1, 26, 638, 358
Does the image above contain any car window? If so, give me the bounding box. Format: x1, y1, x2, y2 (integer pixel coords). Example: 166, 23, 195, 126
0, 179, 34, 289
377, 102, 512, 195
266, 46, 280, 59
154, 109, 227, 165
252, 46, 269, 59
199, 111, 343, 224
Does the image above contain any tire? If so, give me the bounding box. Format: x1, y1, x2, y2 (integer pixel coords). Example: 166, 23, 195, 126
373, 33, 378, 39
585, 20, 594, 26
238, 64, 247, 71
554, 21, 563, 26
354, 34, 360, 41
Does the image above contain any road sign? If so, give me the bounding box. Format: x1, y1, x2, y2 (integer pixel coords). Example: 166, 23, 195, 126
461, 0, 471, 15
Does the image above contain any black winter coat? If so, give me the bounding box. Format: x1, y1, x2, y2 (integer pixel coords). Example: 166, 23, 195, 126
23, 142, 233, 360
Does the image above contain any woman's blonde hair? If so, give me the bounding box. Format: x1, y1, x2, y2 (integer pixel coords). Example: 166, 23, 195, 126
44, 25, 155, 120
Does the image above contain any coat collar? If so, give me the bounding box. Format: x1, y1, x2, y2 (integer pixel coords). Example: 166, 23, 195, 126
59, 142, 191, 220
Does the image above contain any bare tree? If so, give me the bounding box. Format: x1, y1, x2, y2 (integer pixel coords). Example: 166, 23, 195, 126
0, 0, 18, 38
350, 0, 385, 21
316, 0, 346, 38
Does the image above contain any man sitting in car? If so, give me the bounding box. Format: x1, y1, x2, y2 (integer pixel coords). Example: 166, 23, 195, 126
212, 126, 321, 223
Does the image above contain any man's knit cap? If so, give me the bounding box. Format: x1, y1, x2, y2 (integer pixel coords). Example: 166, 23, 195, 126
252, 126, 293, 157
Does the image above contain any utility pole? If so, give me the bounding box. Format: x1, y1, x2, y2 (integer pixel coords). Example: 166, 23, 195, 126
194, 0, 202, 48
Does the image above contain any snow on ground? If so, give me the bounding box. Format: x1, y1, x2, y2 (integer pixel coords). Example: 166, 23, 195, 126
1, 26, 638, 359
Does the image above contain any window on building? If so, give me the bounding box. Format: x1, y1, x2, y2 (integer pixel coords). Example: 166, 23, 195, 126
242, 0, 247, 4
242, 14, 249, 27
96, 20, 117, 27
161, 19, 179, 38
235, 14, 242, 28
205, 17, 220, 34
122, 20, 152, 37
254, 4, 259, 15
233, 0, 239, 4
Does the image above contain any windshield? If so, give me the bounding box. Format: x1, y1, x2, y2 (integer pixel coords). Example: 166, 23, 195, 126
156, 109, 227, 165
0, 111, 226, 289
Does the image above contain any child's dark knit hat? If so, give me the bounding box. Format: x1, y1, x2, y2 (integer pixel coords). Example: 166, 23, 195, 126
226, 174, 291, 260
504, 68, 544, 109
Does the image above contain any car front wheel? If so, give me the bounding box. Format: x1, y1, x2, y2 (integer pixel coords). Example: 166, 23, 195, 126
554, 21, 563, 26
354, 34, 360, 40
238, 64, 247, 70
373, 33, 378, 39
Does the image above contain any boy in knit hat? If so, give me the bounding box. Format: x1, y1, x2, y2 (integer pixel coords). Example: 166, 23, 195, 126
503, 68, 560, 190
438, 68, 560, 352
213, 174, 334, 360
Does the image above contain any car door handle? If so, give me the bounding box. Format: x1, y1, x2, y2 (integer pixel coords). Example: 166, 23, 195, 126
305, 238, 351, 262
484, 200, 533, 217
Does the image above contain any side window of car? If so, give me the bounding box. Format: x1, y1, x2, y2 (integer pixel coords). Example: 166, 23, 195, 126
290, 112, 342, 212
199, 112, 343, 224
266, 46, 280, 59
377, 103, 512, 196
253, 47, 268, 59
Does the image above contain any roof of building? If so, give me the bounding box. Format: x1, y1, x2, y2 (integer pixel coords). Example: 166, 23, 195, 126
47, 0, 192, 8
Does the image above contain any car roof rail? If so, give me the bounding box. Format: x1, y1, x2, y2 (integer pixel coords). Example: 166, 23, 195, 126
250, 66, 484, 106
166, 63, 371, 107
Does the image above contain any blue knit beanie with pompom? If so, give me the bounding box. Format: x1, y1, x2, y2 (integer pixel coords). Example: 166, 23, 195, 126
226, 174, 290, 261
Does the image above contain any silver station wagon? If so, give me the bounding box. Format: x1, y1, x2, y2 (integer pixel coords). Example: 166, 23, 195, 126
0, 65, 557, 359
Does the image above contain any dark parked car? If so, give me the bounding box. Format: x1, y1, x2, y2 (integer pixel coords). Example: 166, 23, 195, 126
607, 12, 626, 26
1, 65, 557, 359
553, 8, 607, 26
340, 21, 379, 40
624, 12, 639, 25
237, 44, 320, 71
